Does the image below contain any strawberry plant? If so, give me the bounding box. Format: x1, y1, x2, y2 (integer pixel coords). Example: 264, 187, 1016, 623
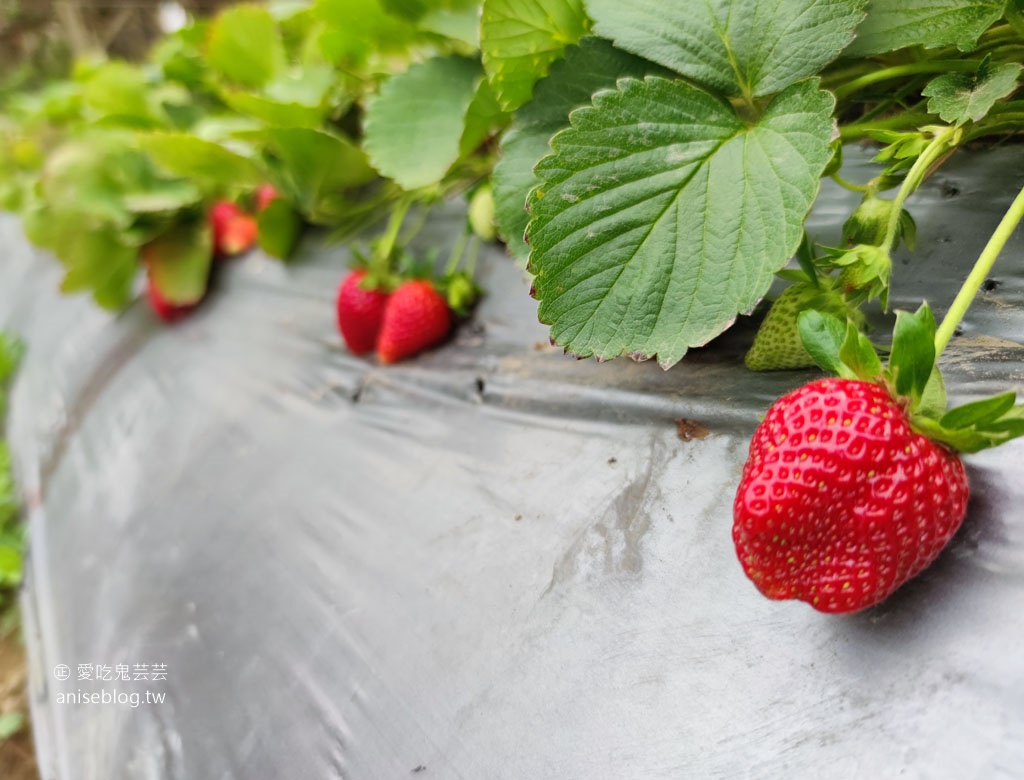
0, 333, 24, 613
476, 0, 1024, 610
735, 181, 1024, 612
1, 0, 1023, 609
0, 0, 501, 317
488, 1, 1023, 368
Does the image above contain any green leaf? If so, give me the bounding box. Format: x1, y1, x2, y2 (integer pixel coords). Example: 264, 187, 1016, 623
899, 208, 917, 251
918, 366, 948, 419
0, 335, 24, 387
143, 221, 213, 306
56, 225, 139, 310
313, 0, 417, 62
527, 77, 836, 368
798, 310, 850, 376
887, 304, 936, 402
420, 5, 482, 47
139, 133, 263, 190
206, 4, 286, 88
586, 0, 866, 99
1008, 0, 1024, 37
923, 62, 1023, 126
0, 444, 17, 527
251, 128, 377, 222
258, 199, 303, 259
481, 0, 590, 111
0, 545, 21, 586
941, 390, 1017, 429
838, 320, 882, 380
0, 711, 24, 740
39, 139, 155, 228
494, 37, 664, 260
827, 243, 892, 307
913, 402, 1024, 453
846, 0, 1006, 56
80, 62, 155, 121
364, 56, 482, 190
221, 91, 328, 129
795, 232, 818, 284
982, 405, 1024, 436
460, 78, 509, 157
379, 0, 430, 20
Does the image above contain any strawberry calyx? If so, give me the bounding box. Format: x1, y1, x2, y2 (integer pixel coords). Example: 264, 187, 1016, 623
349, 244, 403, 292
818, 243, 893, 309
797, 181, 1024, 454
437, 270, 482, 318
798, 305, 1024, 453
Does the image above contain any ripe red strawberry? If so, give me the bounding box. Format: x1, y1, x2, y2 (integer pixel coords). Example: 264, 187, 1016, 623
336, 270, 391, 355
209, 200, 257, 257
376, 280, 451, 364
733, 378, 969, 614
146, 275, 196, 323
220, 213, 258, 255
210, 200, 241, 245
255, 183, 279, 212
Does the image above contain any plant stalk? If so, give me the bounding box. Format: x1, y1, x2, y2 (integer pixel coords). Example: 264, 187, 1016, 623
831, 173, 870, 193
375, 197, 413, 270
839, 109, 932, 141
444, 229, 469, 276
934, 184, 1024, 356
881, 125, 959, 252
833, 60, 981, 101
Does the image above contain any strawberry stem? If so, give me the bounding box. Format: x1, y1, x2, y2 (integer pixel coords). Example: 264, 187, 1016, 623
839, 109, 932, 142
401, 203, 432, 246
375, 197, 413, 270
830, 173, 870, 193
832, 60, 981, 101
464, 234, 481, 279
934, 183, 1024, 357
444, 229, 469, 276
882, 125, 959, 253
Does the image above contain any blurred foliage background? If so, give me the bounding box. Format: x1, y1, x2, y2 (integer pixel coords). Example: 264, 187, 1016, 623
1, 0, 235, 87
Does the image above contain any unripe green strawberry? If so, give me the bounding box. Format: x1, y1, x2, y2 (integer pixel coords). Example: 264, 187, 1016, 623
733, 378, 969, 614
468, 184, 496, 242
746, 283, 852, 371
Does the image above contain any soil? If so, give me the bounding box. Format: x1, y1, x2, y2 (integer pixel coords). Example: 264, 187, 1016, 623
0, 628, 39, 780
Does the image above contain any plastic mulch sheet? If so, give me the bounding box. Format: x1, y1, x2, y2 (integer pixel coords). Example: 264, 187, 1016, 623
2, 148, 1023, 779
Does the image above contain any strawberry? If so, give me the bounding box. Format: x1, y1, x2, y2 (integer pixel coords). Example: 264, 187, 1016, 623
255, 183, 279, 213
209, 200, 241, 245
376, 280, 451, 364
336, 270, 391, 355
745, 282, 855, 371
733, 378, 969, 613
220, 213, 258, 255
209, 200, 257, 257
146, 275, 197, 323
468, 183, 496, 242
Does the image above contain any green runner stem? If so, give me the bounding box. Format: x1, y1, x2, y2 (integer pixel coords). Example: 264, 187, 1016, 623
934, 184, 1024, 356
